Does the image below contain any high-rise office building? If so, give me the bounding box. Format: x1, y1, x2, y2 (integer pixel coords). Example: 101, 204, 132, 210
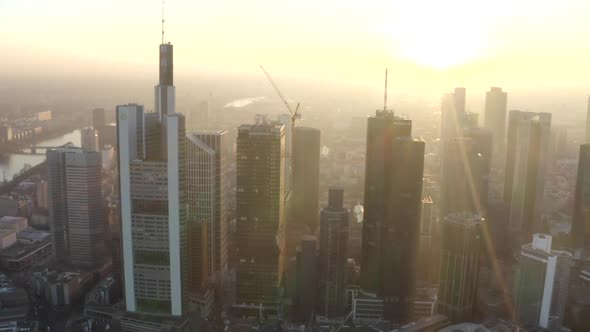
186, 131, 232, 294
235, 115, 286, 308
47, 146, 104, 267
417, 196, 435, 287
117, 40, 188, 316
484, 87, 508, 152
361, 110, 411, 295
380, 136, 425, 323
437, 212, 485, 323
504, 111, 551, 209
572, 144, 590, 255
440, 138, 482, 218
291, 126, 321, 231
586, 97, 590, 144
507, 113, 551, 244
93, 108, 107, 130
295, 235, 318, 322
515, 234, 572, 331
440, 87, 466, 143
466, 127, 493, 217
318, 188, 349, 318
81, 127, 100, 152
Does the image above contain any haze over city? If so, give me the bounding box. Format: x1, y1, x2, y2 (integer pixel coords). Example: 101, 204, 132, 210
1, 1, 590, 332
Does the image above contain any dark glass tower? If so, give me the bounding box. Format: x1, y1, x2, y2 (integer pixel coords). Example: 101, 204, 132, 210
380, 137, 425, 323
318, 188, 349, 317
360, 110, 411, 294
437, 212, 485, 323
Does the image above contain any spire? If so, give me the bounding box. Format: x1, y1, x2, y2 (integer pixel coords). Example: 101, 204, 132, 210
161, 0, 165, 44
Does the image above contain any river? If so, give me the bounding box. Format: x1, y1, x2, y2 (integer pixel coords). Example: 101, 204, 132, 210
0, 129, 82, 181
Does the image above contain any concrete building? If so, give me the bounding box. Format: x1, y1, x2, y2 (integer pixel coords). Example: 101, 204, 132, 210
318, 188, 350, 318
117, 41, 188, 317
515, 234, 572, 331
572, 144, 590, 256
81, 127, 100, 152
186, 130, 233, 294
437, 212, 485, 323
484, 87, 508, 152
291, 126, 321, 232
47, 147, 104, 267
506, 112, 551, 245
235, 115, 286, 310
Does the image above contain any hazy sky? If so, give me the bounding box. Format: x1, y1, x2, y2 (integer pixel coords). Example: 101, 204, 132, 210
2, 0, 590, 93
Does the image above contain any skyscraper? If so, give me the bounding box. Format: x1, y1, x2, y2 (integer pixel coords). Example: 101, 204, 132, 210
186, 130, 233, 294
572, 144, 590, 255
235, 115, 286, 309
440, 138, 481, 218
92, 108, 107, 130
466, 127, 493, 217
278, 114, 292, 193
586, 97, 590, 144
295, 235, 318, 322
504, 111, 551, 210
515, 234, 572, 331
437, 212, 485, 323
361, 110, 411, 294
47, 146, 104, 267
484, 87, 508, 152
81, 127, 100, 152
117, 40, 188, 316
291, 126, 321, 231
440, 87, 466, 143
318, 188, 349, 318
380, 136, 425, 323
507, 113, 551, 244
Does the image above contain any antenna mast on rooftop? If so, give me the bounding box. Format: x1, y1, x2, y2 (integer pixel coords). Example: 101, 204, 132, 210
161, 0, 165, 44
383, 68, 388, 112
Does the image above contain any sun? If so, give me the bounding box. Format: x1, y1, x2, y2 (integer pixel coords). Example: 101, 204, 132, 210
381, 0, 496, 70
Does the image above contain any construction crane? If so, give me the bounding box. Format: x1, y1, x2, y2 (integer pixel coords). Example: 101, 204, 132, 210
259, 66, 302, 130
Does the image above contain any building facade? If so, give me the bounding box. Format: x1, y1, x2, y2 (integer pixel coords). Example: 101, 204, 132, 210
47, 146, 104, 267
186, 130, 233, 294
515, 234, 572, 331
235, 115, 286, 309
318, 188, 349, 317
291, 126, 321, 232
437, 212, 485, 323
484, 87, 508, 152
573, 144, 590, 255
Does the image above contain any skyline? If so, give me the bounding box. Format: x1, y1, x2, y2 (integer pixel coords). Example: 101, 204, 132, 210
2, 0, 590, 95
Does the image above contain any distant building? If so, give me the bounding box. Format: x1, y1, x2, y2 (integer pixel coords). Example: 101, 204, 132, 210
572, 144, 590, 255
318, 188, 350, 318
81, 127, 100, 152
47, 147, 104, 267
586, 96, 590, 144
437, 212, 484, 323
515, 234, 571, 331
484, 87, 508, 152
440, 88, 466, 143
417, 197, 436, 287
505, 111, 551, 245
36, 179, 48, 209
186, 131, 233, 294
235, 115, 286, 310
92, 108, 106, 130
101, 145, 115, 170
291, 126, 321, 232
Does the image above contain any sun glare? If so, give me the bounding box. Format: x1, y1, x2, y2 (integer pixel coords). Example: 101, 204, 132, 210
382, 0, 500, 70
